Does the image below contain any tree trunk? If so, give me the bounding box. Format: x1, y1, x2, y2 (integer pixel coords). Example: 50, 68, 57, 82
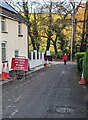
80, 1, 87, 52
53, 42, 57, 55
46, 37, 51, 51
86, 1, 88, 49
23, 1, 36, 51
46, 2, 52, 51
72, 18, 77, 58
29, 30, 37, 50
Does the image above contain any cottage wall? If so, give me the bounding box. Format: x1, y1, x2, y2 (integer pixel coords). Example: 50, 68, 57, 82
0, 16, 2, 74
0, 17, 28, 74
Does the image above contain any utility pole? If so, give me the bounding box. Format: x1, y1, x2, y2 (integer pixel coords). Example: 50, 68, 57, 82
70, 9, 73, 61
70, 0, 75, 61
70, 0, 74, 61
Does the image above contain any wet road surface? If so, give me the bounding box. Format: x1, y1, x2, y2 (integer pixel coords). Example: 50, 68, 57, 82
2, 62, 87, 118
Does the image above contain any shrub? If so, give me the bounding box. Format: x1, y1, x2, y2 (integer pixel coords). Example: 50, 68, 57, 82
51, 51, 56, 58
57, 51, 63, 59
51, 51, 63, 59
75, 52, 85, 72
83, 49, 88, 84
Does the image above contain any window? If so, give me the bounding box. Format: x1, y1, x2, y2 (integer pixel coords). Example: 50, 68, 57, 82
18, 22, 23, 36
14, 50, 19, 57
1, 43, 6, 62
1, 17, 6, 32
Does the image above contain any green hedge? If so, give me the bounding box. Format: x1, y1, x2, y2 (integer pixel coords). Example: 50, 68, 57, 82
83, 50, 88, 84
75, 52, 85, 72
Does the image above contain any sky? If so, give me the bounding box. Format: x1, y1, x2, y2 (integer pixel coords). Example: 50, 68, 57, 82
4, 0, 86, 13
6, 0, 87, 3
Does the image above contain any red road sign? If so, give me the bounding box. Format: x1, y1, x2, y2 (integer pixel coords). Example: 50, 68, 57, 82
11, 58, 28, 71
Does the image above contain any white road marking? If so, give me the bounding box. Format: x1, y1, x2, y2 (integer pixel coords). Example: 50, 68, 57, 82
9, 109, 18, 118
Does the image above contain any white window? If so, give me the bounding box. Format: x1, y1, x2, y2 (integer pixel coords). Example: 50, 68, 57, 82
1, 17, 6, 32
14, 50, 19, 57
18, 22, 22, 35
1, 43, 6, 62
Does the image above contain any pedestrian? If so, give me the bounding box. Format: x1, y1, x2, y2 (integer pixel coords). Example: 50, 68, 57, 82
63, 53, 68, 65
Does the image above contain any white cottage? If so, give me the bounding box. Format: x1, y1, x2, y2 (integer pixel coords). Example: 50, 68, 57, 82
0, 0, 29, 74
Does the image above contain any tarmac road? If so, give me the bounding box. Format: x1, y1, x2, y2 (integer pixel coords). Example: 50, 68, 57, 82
2, 62, 87, 118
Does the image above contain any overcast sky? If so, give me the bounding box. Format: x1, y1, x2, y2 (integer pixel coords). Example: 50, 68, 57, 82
6, 0, 87, 3
36, 0, 86, 2
5, 0, 86, 13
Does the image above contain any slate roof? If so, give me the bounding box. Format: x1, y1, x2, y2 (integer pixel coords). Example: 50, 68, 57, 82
0, 0, 30, 25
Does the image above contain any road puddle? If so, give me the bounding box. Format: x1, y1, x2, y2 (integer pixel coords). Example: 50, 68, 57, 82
56, 106, 75, 114
47, 105, 85, 115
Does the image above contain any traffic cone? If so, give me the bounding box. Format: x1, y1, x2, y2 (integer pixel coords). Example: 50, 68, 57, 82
6, 63, 10, 79
79, 73, 86, 85
1, 63, 7, 80
45, 59, 50, 68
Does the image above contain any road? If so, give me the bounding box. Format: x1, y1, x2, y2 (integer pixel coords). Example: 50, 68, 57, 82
2, 62, 87, 118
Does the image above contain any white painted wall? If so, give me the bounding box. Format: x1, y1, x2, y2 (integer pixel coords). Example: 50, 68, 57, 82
29, 60, 44, 69
0, 17, 28, 74
0, 16, 45, 74
0, 16, 2, 74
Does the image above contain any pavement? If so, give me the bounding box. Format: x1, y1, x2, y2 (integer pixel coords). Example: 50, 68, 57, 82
0, 65, 45, 86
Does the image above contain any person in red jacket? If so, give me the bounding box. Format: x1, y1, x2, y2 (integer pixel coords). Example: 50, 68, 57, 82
63, 53, 68, 65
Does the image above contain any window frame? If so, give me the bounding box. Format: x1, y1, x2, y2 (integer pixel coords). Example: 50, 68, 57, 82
14, 50, 19, 58
18, 22, 23, 37
1, 17, 6, 32
1, 42, 6, 62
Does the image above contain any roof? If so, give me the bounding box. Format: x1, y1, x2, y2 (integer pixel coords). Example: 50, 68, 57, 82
0, 0, 18, 13
0, 0, 30, 25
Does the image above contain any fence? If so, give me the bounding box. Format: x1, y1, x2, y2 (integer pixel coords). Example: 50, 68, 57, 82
28, 50, 45, 69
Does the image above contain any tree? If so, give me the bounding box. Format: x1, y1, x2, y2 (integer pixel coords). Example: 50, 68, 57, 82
39, 0, 73, 55
85, 1, 88, 49
70, 0, 82, 59
46, 2, 53, 51
80, 0, 88, 52
8, 0, 86, 58
22, 0, 37, 50
32, 11, 40, 51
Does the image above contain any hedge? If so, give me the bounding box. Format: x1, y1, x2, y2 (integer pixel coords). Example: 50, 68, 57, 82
75, 52, 85, 72
83, 49, 88, 84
